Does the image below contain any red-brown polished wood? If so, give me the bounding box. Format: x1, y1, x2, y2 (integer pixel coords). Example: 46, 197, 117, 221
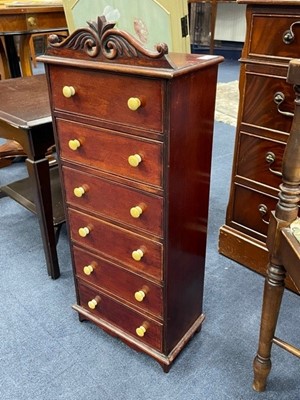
62, 166, 164, 237
219, 0, 300, 292
40, 15, 223, 371
73, 246, 163, 318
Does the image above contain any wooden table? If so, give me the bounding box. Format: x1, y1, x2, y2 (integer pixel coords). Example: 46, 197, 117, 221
0, 4, 67, 78
0, 74, 64, 278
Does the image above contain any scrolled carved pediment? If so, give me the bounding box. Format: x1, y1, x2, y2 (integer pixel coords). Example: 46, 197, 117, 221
47, 15, 173, 68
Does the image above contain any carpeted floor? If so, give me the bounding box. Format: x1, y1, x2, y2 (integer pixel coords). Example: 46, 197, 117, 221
0, 59, 299, 399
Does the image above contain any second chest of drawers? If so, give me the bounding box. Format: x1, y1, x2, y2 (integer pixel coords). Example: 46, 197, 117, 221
219, 1, 299, 291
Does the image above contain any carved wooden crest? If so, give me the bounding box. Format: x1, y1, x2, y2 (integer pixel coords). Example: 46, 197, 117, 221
46, 15, 174, 68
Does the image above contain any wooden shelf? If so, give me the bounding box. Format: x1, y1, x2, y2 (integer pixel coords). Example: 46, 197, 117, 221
0, 165, 64, 226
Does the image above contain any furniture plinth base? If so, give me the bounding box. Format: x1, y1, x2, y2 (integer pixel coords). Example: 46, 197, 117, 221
73, 304, 205, 372
218, 225, 297, 293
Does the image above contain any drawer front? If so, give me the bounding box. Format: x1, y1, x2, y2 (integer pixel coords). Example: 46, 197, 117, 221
232, 184, 277, 239
62, 166, 163, 237
78, 281, 163, 351
243, 73, 294, 133
73, 246, 163, 318
26, 12, 67, 31
1, 12, 66, 32
57, 119, 163, 188
249, 13, 300, 60
237, 133, 286, 188
68, 208, 163, 281
50, 66, 164, 133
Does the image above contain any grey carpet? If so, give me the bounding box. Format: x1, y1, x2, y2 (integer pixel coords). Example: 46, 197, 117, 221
0, 59, 299, 399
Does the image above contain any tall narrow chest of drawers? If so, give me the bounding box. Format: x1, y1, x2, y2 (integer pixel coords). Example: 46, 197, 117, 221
219, 1, 300, 291
41, 16, 222, 371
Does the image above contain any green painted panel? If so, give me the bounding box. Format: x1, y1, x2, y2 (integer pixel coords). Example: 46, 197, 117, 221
70, 0, 172, 51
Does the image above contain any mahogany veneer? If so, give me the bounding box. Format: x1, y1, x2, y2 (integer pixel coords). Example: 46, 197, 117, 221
219, 0, 300, 292
40, 15, 223, 371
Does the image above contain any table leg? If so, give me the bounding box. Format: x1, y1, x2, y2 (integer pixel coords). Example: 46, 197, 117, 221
210, 0, 217, 55
0, 37, 11, 79
19, 34, 33, 77
4, 36, 21, 78
26, 156, 60, 279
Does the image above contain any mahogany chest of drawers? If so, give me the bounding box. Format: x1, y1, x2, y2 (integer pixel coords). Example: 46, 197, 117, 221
41, 16, 222, 370
219, 1, 300, 291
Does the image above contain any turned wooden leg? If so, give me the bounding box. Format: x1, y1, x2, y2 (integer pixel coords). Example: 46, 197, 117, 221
252, 261, 285, 392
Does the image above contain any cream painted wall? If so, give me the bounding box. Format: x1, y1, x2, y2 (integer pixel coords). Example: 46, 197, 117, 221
214, 3, 247, 42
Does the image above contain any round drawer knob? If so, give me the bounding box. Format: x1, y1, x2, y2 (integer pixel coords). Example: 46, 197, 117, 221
136, 325, 147, 337
132, 248, 144, 261
83, 264, 94, 275
130, 205, 143, 218
127, 97, 141, 111
74, 186, 86, 198
88, 297, 99, 310
68, 139, 81, 151
27, 16, 37, 27
62, 86, 76, 98
134, 290, 146, 302
78, 227, 90, 237
128, 154, 142, 167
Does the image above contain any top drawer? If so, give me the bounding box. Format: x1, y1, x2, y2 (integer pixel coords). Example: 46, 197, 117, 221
248, 13, 300, 60
49, 65, 164, 134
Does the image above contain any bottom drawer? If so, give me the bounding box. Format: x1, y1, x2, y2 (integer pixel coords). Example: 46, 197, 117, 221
77, 281, 163, 351
232, 184, 278, 240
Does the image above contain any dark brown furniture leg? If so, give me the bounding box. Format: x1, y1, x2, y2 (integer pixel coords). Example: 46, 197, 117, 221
24, 122, 61, 279
26, 156, 60, 279
4, 35, 21, 78
0, 75, 64, 279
